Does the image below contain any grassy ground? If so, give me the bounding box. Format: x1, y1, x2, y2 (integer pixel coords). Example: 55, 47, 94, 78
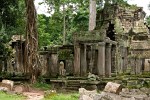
0, 92, 25, 100
0, 91, 79, 100
0, 83, 79, 100
44, 93, 79, 100
31, 82, 79, 100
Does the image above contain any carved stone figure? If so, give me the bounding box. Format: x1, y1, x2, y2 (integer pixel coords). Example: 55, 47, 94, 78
59, 61, 66, 77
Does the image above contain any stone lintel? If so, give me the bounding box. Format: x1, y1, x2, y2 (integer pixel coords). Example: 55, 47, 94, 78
98, 42, 105, 46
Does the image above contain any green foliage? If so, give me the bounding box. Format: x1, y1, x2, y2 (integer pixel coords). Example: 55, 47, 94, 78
58, 49, 73, 60
114, 18, 124, 34
44, 93, 79, 100
37, 0, 89, 47
38, 13, 66, 48
146, 16, 150, 26
38, 14, 53, 48
0, 0, 25, 61
37, 0, 132, 47
0, 34, 12, 61
0, 0, 25, 35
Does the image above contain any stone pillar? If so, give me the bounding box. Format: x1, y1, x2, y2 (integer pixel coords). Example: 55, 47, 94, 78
80, 44, 87, 76
136, 58, 142, 74
97, 42, 105, 77
74, 44, 80, 76
119, 46, 124, 74
144, 59, 150, 72
49, 53, 58, 77
130, 58, 136, 74
105, 43, 112, 77
111, 45, 116, 73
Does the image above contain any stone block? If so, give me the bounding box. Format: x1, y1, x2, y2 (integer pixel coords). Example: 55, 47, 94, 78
79, 88, 97, 99
2, 80, 14, 90
104, 82, 122, 94
0, 87, 9, 92
79, 95, 93, 100
0, 83, 11, 91
14, 85, 29, 93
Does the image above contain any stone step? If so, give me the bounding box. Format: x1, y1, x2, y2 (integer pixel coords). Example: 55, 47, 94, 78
67, 81, 80, 84
65, 87, 80, 90
67, 83, 80, 87
66, 77, 87, 80
67, 84, 80, 87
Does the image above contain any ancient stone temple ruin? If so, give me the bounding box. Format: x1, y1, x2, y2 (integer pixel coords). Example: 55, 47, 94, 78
73, 4, 150, 77
5, 4, 150, 81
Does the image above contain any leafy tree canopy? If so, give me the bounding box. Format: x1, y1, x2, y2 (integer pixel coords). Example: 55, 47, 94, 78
0, 0, 25, 61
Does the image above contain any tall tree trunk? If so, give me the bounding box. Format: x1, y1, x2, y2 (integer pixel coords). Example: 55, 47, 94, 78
63, 3, 66, 45
25, 0, 38, 83
89, 0, 96, 31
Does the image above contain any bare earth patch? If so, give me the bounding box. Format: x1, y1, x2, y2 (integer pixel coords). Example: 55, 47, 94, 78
23, 92, 44, 100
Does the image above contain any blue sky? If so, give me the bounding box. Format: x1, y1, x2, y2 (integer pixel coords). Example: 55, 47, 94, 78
35, 0, 150, 16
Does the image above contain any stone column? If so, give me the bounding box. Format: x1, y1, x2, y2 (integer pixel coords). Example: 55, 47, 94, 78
130, 58, 136, 74
49, 53, 58, 77
136, 58, 142, 74
74, 44, 80, 76
111, 45, 116, 73
97, 42, 105, 77
105, 43, 112, 77
80, 44, 87, 76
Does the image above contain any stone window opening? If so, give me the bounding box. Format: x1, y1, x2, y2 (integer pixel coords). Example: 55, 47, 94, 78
106, 22, 115, 41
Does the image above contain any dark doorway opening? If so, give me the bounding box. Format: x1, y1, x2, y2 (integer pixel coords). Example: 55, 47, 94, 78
106, 22, 115, 41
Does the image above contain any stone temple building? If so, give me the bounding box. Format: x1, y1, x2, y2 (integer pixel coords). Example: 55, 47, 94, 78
73, 4, 150, 77
7, 4, 150, 79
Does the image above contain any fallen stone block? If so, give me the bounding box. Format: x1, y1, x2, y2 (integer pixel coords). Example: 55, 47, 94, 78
2, 80, 14, 90
79, 88, 97, 95
79, 88, 97, 99
0, 82, 12, 91
79, 95, 93, 100
0, 87, 9, 92
14, 85, 29, 93
104, 82, 122, 94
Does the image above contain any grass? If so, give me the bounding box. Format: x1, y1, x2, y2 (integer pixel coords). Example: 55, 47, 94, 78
31, 82, 79, 100
44, 93, 79, 100
0, 82, 79, 100
0, 92, 26, 100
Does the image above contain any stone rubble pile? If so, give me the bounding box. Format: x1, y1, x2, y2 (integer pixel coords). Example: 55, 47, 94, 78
79, 82, 150, 100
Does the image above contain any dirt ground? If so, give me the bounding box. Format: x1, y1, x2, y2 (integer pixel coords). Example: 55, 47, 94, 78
23, 92, 44, 100
18, 86, 45, 100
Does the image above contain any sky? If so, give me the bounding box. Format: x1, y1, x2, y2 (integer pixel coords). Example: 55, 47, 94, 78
35, 0, 150, 16
128, 0, 150, 16
34, 0, 51, 16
